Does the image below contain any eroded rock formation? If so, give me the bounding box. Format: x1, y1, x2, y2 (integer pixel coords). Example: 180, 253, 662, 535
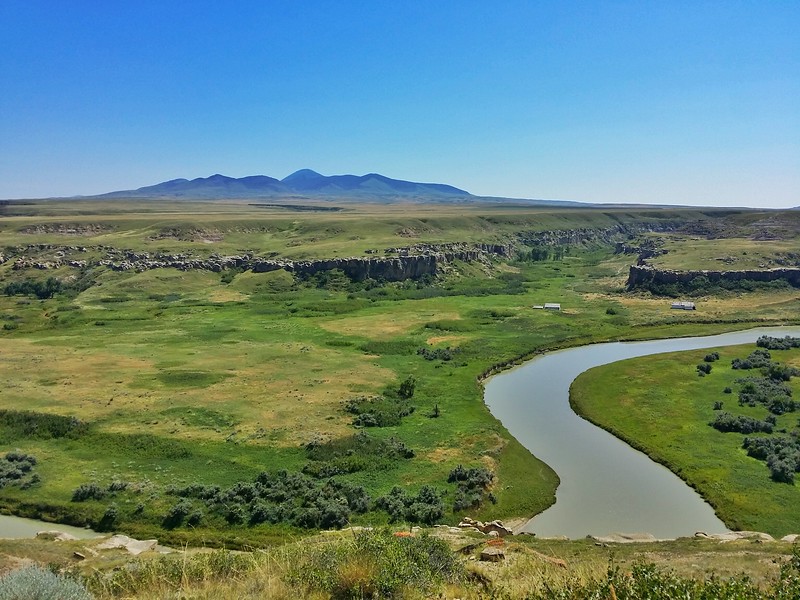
627, 265, 800, 290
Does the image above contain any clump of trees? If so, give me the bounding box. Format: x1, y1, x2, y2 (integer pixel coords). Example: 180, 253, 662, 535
743, 435, 800, 483
163, 471, 371, 530
697, 363, 712, 375
732, 348, 775, 370
345, 395, 415, 428
0, 410, 88, 440
417, 346, 459, 362
710, 412, 775, 434
737, 378, 797, 415
303, 432, 414, 478
374, 485, 445, 525
448, 465, 495, 511
4, 277, 64, 299
756, 335, 800, 350
707, 341, 800, 483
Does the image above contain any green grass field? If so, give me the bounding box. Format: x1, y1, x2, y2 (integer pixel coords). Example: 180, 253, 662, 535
2, 200, 800, 544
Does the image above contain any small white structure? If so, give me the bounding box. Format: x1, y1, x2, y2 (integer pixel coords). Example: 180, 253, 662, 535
671, 301, 696, 310
544, 303, 561, 311
532, 304, 544, 309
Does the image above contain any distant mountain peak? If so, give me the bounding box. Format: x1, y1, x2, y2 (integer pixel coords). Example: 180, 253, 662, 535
95, 169, 475, 201
282, 169, 323, 182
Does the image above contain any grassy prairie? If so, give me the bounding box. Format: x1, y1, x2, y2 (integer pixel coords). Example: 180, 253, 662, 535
571, 344, 800, 536
1, 200, 800, 544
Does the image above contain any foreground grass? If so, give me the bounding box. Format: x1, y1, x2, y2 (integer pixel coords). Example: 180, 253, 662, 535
2, 529, 800, 599
571, 344, 800, 536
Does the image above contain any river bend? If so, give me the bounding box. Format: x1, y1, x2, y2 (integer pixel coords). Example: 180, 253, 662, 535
484, 327, 800, 539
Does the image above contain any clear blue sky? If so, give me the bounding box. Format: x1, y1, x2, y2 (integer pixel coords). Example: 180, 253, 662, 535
1, 1, 798, 206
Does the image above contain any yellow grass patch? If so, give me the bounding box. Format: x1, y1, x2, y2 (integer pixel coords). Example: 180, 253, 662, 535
207, 288, 248, 302
0, 335, 393, 448
425, 335, 466, 346
319, 310, 462, 339
423, 447, 470, 464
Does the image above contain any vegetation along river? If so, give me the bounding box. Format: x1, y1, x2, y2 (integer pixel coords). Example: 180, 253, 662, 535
484, 326, 800, 539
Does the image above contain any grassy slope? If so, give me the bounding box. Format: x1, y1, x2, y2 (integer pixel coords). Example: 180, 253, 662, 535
571, 345, 800, 536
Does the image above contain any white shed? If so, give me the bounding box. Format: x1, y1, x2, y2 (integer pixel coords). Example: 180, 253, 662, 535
671, 301, 696, 310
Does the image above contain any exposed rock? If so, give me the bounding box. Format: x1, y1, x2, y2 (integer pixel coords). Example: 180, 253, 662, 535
480, 547, 505, 562
589, 533, 660, 543
36, 530, 78, 542
458, 517, 513, 537
18, 223, 110, 236
694, 531, 775, 542
96, 534, 158, 555
781, 534, 800, 543
482, 520, 514, 537
627, 265, 800, 291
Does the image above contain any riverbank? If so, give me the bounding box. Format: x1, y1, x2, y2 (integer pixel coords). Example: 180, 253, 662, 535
571, 337, 800, 536
485, 327, 800, 538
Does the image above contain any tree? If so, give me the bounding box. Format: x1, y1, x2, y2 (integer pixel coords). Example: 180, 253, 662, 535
398, 376, 416, 399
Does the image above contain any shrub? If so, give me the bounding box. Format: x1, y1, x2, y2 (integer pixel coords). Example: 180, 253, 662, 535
732, 349, 772, 370
697, 363, 712, 375
710, 412, 773, 434
742, 436, 800, 483
448, 465, 495, 511
287, 529, 462, 599
0, 565, 93, 600
163, 499, 193, 528
345, 396, 415, 427
737, 377, 796, 414
0, 452, 39, 490
72, 483, 106, 502
97, 504, 119, 532
374, 485, 445, 525
704, 352, 720, 363
757, 335, 800, 350
398, 375, 416, 399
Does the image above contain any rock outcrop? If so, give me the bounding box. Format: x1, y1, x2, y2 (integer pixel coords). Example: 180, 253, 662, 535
5, 243, 511, 282
627, 265, 800, 291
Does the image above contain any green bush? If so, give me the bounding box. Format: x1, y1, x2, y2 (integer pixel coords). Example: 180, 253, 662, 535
287, 529, 462, 599
0, 565, 93, 600
374, 485, 445, 525
71, 482, 106, 502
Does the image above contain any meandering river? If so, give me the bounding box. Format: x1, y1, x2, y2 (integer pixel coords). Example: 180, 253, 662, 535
484, 326, 800, 539
3, 327, 800, 540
